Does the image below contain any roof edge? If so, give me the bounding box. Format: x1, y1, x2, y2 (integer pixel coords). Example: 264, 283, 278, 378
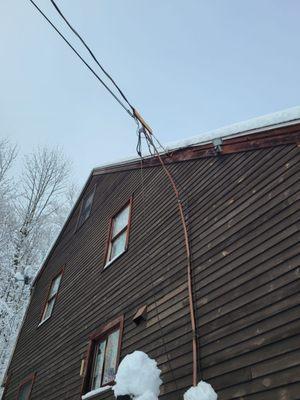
32, 107, 300, 286
93, 106, 300, 174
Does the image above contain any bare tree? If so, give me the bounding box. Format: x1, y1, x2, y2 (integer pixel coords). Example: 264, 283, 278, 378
0, 138, 17, 186
0, 145, 75, 387
0, 139, 17, 248
12, 147, 70, 274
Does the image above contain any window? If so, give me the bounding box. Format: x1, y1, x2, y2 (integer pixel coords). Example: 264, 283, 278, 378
105, 200, 132, 265
40, 272, 62, 324
83, 317, 123, 395
16, 374, 35, 400
77, 188, 95, 229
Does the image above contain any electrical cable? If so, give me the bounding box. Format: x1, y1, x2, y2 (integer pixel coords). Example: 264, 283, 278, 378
49, 0, 135, 115
28, 0, 199, 386
138, 157, 179, 392
138, 127, 199, 387
28, 0, 134, 118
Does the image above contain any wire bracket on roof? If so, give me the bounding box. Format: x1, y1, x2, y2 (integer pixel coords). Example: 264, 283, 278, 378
212, 137, 223, 153
133, 108, 153, 135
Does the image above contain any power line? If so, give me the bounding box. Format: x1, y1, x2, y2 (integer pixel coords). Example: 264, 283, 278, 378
28, 0, 134, 118
28, 0, 199, 385
49, 0, 134, 114
28, 0, 155, 135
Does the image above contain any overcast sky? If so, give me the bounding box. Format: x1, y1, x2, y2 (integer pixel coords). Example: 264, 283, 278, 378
1, 0, 300, 185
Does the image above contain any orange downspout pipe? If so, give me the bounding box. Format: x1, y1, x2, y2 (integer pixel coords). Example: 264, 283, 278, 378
143, 129, 198, 387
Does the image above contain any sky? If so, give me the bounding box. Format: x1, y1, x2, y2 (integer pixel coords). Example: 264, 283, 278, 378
1, 0, 300, 186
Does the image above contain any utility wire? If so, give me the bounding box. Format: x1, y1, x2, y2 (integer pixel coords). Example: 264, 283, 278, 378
28, 0, 134, 118
50, 0, 135, 114
28, 1, 199, 385
139, 126, 199, 386
138, 158, 179, 392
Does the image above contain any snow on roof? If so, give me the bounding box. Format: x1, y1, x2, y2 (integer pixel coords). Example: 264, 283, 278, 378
94, 105, 300, 172
31, 104, 300, 290
165, 105, 300, 150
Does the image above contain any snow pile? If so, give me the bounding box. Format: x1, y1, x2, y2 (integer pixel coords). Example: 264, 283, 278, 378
14, 272, 24, 281
184, 381, 217, 400
24, 265, 34, 279
113, 351, 162, 400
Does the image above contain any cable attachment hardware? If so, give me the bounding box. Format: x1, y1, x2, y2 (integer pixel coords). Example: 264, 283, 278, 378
212, 137, 223, 153
133, 108, 153, 135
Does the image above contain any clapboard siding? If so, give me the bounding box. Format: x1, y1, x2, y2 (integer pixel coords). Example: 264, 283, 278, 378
3, 141, 300, 400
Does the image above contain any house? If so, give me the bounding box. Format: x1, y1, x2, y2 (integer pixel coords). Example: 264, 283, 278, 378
2, 107, 300, 400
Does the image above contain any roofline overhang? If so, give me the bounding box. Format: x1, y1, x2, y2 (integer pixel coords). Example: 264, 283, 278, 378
92, 118, 300, 175
32, 117, 300, 287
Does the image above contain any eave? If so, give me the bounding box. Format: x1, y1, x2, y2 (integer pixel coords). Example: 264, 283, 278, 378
93, 121, 300, 176
32, 110, 300, 286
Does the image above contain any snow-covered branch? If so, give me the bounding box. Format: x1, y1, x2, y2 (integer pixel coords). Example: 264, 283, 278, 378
0, 142, 76, 394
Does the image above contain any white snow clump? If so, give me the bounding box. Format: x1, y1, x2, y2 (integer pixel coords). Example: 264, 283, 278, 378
113, 351, 162, 400
14, 272, 24, 281
184, 381, 217, 400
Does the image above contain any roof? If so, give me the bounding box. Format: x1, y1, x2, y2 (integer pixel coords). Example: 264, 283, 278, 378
93, 105, 300, 173
33, 105, 300, 286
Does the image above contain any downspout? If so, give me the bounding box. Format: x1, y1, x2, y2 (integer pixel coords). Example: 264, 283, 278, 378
140, 127, 198, 387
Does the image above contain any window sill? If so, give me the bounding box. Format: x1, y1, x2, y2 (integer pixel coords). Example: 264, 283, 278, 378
82, 386, 112, 399
103, 250, 126, 270
37, 316, 51, 328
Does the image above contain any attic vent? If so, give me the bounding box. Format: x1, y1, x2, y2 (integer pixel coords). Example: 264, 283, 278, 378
133, 305, 147, 325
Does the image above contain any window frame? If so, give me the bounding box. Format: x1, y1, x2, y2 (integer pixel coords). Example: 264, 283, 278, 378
81, 315, 124, 395
75, 185, 96, 231
39, 269, 64, 326
104, 197, 133, 267
15, 373, 35, 400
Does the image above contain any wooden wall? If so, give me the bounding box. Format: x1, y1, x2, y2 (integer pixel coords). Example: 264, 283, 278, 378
3, 143, 300, 400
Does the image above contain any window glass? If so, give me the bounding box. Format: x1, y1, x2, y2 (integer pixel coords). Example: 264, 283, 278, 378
40, 272, 62, 323
91, 340, 106, 390
110, 231, 127, 261
112, 206, 129, 238
18, 381, 32, 400
49, 275, 62, 297
42, 297, 55, 321
106, 201, 131, 265
89, 328, 120, 390
102, 330, 120, 385
78, 190, 95, 228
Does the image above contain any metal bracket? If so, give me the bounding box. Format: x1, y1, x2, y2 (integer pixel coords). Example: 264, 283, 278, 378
212, 137, 223, 153
133, 108, 153, 135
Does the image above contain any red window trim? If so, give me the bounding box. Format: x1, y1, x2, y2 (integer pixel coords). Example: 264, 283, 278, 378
15, 373, 36, 400
75, 184, 97, 232
103, 197, 133, 267
81, 315, 124, 395
39, 267, 64, 325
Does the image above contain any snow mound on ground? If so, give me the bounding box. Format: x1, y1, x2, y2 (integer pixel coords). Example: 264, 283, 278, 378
113, 351, 162, 399
184, 381, 217, 400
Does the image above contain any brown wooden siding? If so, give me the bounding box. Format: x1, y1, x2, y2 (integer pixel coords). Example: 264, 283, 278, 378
3, 142, 300, 400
